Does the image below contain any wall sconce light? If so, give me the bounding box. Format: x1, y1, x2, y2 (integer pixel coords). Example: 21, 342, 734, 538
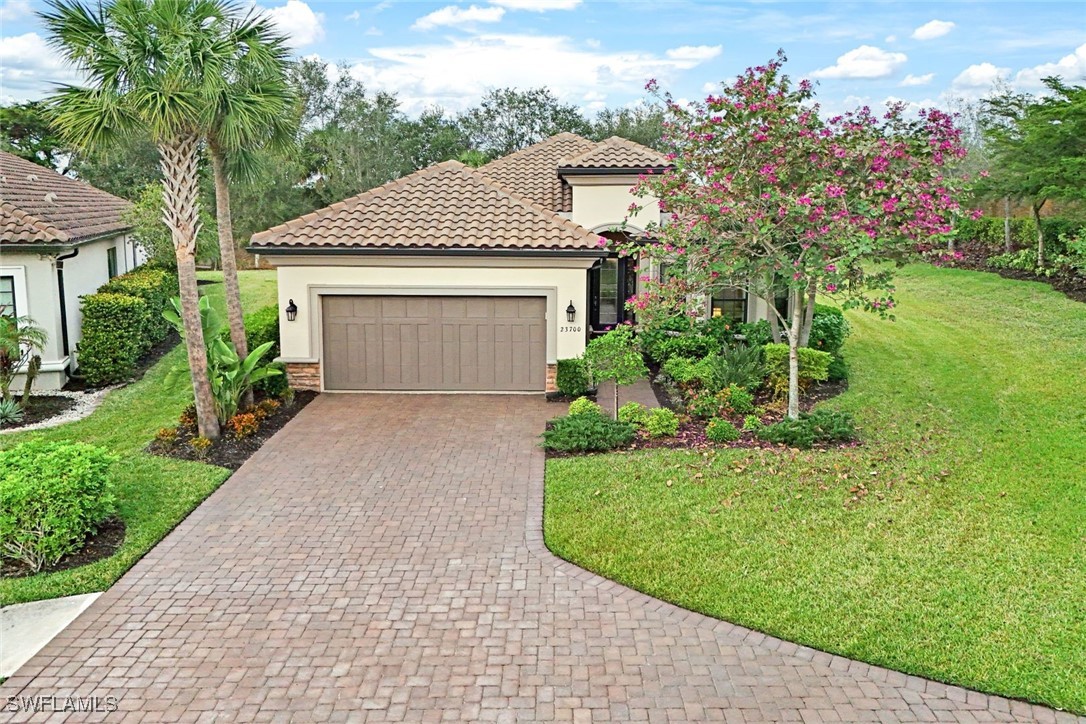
566, 300, 576, 323
285, 299, 298, 322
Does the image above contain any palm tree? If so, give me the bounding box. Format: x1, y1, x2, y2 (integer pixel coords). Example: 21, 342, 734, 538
41, 0, 268, 439
0, 315, 48, 403
204, 13, 295, 393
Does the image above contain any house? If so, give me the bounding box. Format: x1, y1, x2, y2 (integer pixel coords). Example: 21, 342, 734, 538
249, 133, 770, 394
0, 150, 144, 390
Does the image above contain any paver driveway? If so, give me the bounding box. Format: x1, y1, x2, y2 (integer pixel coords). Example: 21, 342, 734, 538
2, 395, 1076, 722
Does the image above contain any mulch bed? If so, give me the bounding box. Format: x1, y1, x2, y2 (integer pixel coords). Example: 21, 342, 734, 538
945, 243, 1086, 303
0, 395, 77, 430
147, 390, 317, 470
1, 518, 126, 579
64, 330, 182, 392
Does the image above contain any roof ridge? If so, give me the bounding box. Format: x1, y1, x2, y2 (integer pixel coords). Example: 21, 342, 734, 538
558, 135, 669, 168
0, 150, 132, 208
480, 132, 595, 169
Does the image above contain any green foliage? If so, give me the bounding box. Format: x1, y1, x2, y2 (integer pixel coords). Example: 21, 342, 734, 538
954, 216, 1083, 254
757, 408, 858, 449
827, 355, 850, 383
99, 266, 179, 345
556, 358, 592, 397
240, 305, 285, 397
719, 384, 755, 415
583, 326, 649, 387
808, 305, 850, 356
459, 87, 592, 160
568, 396, 603, 417
0, 398, 25, 425
735, 320, 773, 347
685, 389, 723, 419
762, 343, 832, 389
0, 440, 117, 572
643, 407, 679, 438
123, 183, 219, 268
1052, 228, 1086, 275
0, 100, 67, 169
701, 345, 765, 392
661, 356, 699, 386
652, 333, 716, 364
742, 414, 764, 432
617, 401, 649, 428
706, 418, 741, 443
542, 412, 635, 453
77, 293, 150, 386
591, 104, 666, 150
0, 314, 48, 401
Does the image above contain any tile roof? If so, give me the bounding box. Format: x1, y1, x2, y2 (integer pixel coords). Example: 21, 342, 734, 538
558, 136, 671, 172
0, 150, 132, 246
249, 160, 605, 253
479, 132, 598, 212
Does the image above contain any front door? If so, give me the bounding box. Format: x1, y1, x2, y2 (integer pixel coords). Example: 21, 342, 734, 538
589, 256, 638, 333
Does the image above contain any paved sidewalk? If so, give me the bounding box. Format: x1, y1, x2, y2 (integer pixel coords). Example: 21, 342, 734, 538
1, 593, 101, 678
596, 378, 661, 416
1, 394, 1077, 722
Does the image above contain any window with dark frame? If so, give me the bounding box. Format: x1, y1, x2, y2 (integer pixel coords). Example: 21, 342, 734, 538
710, 286, 747, 323
0, 276, 15, 317
107, 247, 119, 279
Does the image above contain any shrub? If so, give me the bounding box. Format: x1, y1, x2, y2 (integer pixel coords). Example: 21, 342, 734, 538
583, 326, 648, 418
77, 292, 150, 386
654, 333, 716, 363
568, 396, 602, 417
1052, 228, 1086, 275
99, 266, 178, 346
227, 412, 260, 439
639, 316, 694, 362
809, 305, 850, 356
556, 358, 592, 397
0, 440, 117, 572
617, 401, 649, 428
643, 407, 679, 438
762, 343, 832, 392
253, 398, 281, 420
718, 384, 755, 415
242, 306, 288, 398
661, 356, 699, 386
742, 414, 764, 432
154, 427, 178, 446
189, 436, 213, 458
686, 389, 722, 419
541, 412, 635, 452
700, 345, 765, 392
827, 355, 850, 382
757, 408, 857, 449
734, 319, 773, 347
178, 403, 197, 429
706, 418, 741, 443
0, 398, 24, 426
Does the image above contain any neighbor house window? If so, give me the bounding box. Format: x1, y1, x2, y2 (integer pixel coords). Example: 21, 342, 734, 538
107, 247, 119, 279
0, 276, 15, 317
710, 287, 747, 323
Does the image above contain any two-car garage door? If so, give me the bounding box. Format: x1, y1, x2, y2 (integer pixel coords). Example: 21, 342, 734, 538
322, 295, 547, 391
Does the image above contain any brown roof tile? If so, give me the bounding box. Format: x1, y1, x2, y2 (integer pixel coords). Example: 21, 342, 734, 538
559, 136, 670, 171
0, 151, 132, 246
249, 160, 606, 253
479, 132, 598, 212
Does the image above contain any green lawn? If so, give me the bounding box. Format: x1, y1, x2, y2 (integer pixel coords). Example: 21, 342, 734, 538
545, 264, 1086, 713
0, 270, 278, 606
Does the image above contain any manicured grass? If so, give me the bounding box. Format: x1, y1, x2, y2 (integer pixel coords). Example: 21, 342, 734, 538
0, 271, 278, 606
545, 264, 1086, 713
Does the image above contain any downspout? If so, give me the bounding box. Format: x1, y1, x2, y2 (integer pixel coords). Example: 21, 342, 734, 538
55, 248, 79, 368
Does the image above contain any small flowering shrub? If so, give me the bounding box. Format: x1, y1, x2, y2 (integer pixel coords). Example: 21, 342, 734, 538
643, 408, 679, 438
617, 401, 649, 428
227, 412, 260, 439
542, 413, 635, 453
155, 427, 178, 446
568, 397, 603, 417
189, 436, 213, 458
706, 418, 741, 443
253, 398, 281, 421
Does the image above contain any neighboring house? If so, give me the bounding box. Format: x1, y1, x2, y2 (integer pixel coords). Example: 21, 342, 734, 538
249, 133, 770, 394
0, 150, 144, 390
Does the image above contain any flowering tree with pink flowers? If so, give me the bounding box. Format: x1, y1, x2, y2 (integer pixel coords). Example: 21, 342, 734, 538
622, 52, 974, 419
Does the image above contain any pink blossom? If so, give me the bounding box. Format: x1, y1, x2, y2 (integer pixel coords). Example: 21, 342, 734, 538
825, 185, 845, 198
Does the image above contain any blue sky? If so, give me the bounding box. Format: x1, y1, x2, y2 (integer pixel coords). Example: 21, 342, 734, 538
2, 0, 1084, 117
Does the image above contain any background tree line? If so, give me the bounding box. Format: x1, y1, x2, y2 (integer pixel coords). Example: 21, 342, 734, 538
1, 59, 666, 266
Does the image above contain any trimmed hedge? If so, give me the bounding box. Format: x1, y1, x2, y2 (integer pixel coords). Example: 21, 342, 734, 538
244, 305, 286, 397
0, 439, 117, 572
556, 358, 591, 397
98, 266, 178, 346
955, 216, 1082, 255
763, 343, 832, 387
77, 293, 150, 386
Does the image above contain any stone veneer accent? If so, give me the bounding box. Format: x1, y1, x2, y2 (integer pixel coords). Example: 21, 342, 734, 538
545, 363, 557, 393
286, 362, 321, 391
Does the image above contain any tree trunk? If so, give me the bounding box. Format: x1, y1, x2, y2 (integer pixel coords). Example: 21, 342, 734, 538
612, 380, 619, 421
209, 143, 252, 409
1031, 200, 1045, 268
20, 355, 40, 407
1003, 197, 1012, 253
161, 134, 221, 441
787, 287, 802, 420
798, 283, 816, 348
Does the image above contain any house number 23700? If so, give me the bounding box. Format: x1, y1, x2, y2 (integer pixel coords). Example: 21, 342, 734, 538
560, 326, 582, 333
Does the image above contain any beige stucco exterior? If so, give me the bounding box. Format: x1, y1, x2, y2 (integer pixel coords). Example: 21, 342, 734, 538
566, 174, 658, 234
1, 233, 142, 390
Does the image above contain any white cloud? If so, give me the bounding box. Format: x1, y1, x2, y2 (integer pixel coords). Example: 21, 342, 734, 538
261, 0, 325, 48
413, 4, 505, 31
952, 62, 1008, 90
885, 34, 897, 43
665, 45, 722, 62
0, 0, 32, 23
489, 0, 581, 10
365, 26, 382, 36
900, 72, 934, 87
345, 10, 360, 22
810, 45, 907, 79
0, 32, 82, 102
701, 81, 717, 93
1014, 42, 1086, 89
344, 33, 719, 114
911, 20, 955, 41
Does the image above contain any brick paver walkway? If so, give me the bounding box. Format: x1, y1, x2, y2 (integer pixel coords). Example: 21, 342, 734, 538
2, 395, 1077, 722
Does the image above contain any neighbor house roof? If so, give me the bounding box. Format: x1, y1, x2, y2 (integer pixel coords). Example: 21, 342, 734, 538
249, 160, 606, 254
558, 136, 671, 174
479, 132, 598, 212
0, 150, 132, 246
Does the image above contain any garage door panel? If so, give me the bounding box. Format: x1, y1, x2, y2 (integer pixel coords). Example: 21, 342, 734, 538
323, 295, 546, 391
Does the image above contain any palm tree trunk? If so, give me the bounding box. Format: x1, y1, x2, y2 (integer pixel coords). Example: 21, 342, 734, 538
161, 134, 221, 441
209, 142, 251, 409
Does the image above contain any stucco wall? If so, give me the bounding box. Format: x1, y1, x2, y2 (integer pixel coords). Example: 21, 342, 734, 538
272, 257, 595, 378
567, 175, 659, 234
